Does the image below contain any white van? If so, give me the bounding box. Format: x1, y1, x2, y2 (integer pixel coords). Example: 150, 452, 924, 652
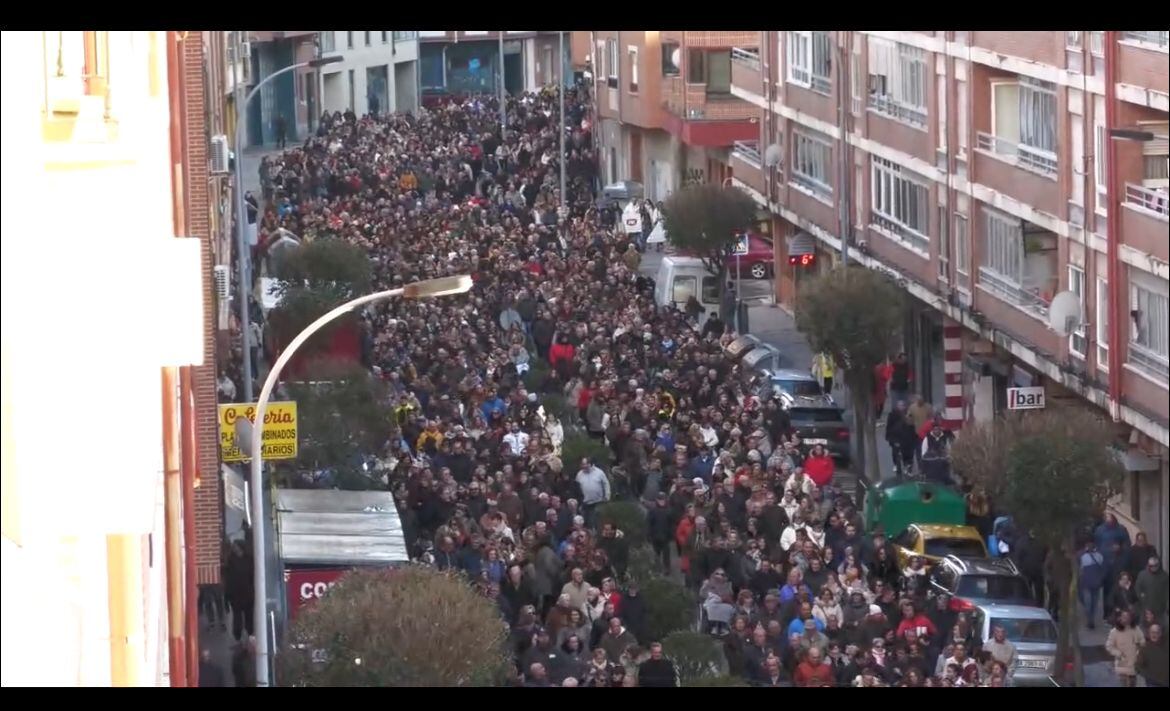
654, 255, 721, 331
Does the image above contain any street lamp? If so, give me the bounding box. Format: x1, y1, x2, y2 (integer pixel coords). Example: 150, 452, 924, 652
234, 53, 342, 402
247, 274, 473, 687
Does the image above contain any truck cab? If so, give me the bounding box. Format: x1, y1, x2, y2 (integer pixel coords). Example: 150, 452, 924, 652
653, 255, 721, 331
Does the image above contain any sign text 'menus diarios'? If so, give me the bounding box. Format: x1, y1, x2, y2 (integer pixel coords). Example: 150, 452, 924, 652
218, 401, 298, 462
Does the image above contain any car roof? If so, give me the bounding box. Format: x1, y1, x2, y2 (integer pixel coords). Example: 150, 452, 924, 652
913, 524, 982, 539
942, 557, 1020, 576
786, 394, 840, 410
770, 369, 818, 381
974, 603, 1055, 621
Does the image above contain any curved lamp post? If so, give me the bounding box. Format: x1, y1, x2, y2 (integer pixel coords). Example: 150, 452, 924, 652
250, 274, 473, 686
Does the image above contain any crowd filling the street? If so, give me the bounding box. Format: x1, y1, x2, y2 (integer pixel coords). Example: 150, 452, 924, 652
208, 83, 1170, 689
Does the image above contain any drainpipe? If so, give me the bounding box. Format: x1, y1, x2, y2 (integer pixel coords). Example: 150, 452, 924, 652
164, 30, 190, 688
1104, 31, 1121, 419
836, 32, 850, 267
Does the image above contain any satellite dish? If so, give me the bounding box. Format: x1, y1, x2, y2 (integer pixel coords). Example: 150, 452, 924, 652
234, 416, 255, 459
670, 48, 681, 69
764, 144, 782, 167
1047, 290, 1083, 336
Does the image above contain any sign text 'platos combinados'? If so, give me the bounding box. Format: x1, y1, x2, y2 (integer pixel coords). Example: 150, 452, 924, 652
218, 401, 298, 462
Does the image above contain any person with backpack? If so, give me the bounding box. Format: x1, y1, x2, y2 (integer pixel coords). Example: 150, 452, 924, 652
1080, 540, 1108, 630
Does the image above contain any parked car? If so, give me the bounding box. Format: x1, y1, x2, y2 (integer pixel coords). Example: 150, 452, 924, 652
971, 603, 1060, 686
891, 523, 988, 569
724, 233, 774, 279
927, 556, 1036, 611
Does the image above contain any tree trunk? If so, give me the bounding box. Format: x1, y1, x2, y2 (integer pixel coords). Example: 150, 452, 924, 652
846, 374, 880, 486
1053, 542, 1084, 687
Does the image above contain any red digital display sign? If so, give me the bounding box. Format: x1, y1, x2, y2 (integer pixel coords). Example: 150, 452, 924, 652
788, 253, 816, 267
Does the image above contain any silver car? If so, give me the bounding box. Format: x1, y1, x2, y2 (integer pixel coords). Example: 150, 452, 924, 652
972, 603, 1060, 687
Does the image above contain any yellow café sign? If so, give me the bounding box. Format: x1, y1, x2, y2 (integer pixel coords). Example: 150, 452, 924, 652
218, 401, 299, 463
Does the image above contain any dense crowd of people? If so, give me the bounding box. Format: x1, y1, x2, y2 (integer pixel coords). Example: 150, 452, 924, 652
227, 84, 1168, 689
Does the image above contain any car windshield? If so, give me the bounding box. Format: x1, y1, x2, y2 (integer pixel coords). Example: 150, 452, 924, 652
788, 408, 842, 423
956, 575, 1032, 600
773, 379, 823, 397
990, 617, 1058, 644
924, 538, 987, 559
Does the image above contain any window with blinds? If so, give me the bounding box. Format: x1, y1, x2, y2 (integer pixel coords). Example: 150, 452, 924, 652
866, 37, 928, 127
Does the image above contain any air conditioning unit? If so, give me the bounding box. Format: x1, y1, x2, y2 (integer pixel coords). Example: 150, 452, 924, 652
214, 264, 231, 300
210, 135, 230, 174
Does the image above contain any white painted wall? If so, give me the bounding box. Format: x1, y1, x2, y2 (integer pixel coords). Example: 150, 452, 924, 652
319, 31, 419, 115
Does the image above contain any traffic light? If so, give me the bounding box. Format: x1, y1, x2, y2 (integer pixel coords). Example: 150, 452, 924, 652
788, 253, 816, 267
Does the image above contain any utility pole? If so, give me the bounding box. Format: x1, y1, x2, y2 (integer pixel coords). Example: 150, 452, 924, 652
559, 31, 567, 219
498, 32, 506, 135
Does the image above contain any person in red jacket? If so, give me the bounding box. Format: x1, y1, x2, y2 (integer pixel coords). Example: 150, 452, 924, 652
548, 333, 576, 380
894, 600, 938, 643
793, 647, 836, 687
803, 445, 835, 488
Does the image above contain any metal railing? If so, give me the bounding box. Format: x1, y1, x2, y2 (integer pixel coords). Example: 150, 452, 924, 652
1129, 342, 1170, 382
868, 93, 927, 128
732, 140, 762, 167
872, 215, 930, 252
1123, 31, 1170, 48
978, 267, 1051, 319
393, 31, 418, 42
976, 131, 1059, 178
810, 75, 832, 95
1125, 183, 1170, 218
731, 47, 760, 70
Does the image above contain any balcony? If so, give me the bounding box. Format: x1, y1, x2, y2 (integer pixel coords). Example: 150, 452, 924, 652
1121, 184, 1170, 262
661, 76, 760, 147
730, 140, 765, 195
978, 268, 1051, 320
976, 132, 1058, 178
731, 48, 763, 101
1123, 31, 1169, 49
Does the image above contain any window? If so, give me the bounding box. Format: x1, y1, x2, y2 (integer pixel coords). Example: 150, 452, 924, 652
687, 47, 706, 84
671, 276, 697, 306
348, 69, 355, 111
1090, 31, 1105, 56
871, 156, 930, 251
1129, 272, 1170, 380
1095, 123, 1109, 213
954, 214, 970, 279
938, 206, 950, 278
628, 47, 639, 93
1067, 31, 1083, 50
661, 42, 680, 76
321, 31, 336, 53
381, 31, 389, 44
787, 31, 832, 93
1097, 278, 1110, 368
83, 31, 109, 96
346, 31, 354, 49
706, 50, 731, 94
1140, 121, 1169, 188
983, 78, 1057, 176
1068, 265, 1087, 357
867, 38, 928, 127
701, 277, 720, 303
981, 207, 1024, 286
393, 31, 418, 42
606, 39, 618, 88
1019, 78, 1057, 155
790, 130, 833, 200
364, 31, 371, 47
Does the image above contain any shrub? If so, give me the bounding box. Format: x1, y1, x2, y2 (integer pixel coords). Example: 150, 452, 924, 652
539, 393, 573, 423
597, 500, 647, 548
639, 576, 695, 643
278, 566, 510, 687
625, 544, 661, 585
561, 432, 612, 472
661, 631, 724, 684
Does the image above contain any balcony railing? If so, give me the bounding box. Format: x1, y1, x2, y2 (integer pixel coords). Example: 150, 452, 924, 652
869, 94, 927, 128
1123, 31, 1170, 48
393, 31, 419, 42
978, 267, 1052, 319
1129, 342, 1170, 382
1125, 183, 1170, 219
732, 140, 762, 167
731, 47, 760, 70
976, 131, 1059, 179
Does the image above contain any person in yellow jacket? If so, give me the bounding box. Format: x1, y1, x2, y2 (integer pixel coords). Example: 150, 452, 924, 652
415, 420, 444, 455
811, 351, 836, 393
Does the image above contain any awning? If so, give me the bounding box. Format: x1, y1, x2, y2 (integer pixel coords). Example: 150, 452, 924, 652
276, 489, 409, 566
787, 231, 816, 257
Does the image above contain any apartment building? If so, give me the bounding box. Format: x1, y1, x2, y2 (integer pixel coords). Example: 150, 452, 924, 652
587, 31, 763, 203
318, 30, 419, 117
243, 31, 317, 146
417, 31, 570, 106
727, 30, 1169, 553
1, 31, 220, 686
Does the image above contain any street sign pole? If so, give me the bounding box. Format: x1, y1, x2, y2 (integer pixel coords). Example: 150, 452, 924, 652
736, 252, 742, 333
